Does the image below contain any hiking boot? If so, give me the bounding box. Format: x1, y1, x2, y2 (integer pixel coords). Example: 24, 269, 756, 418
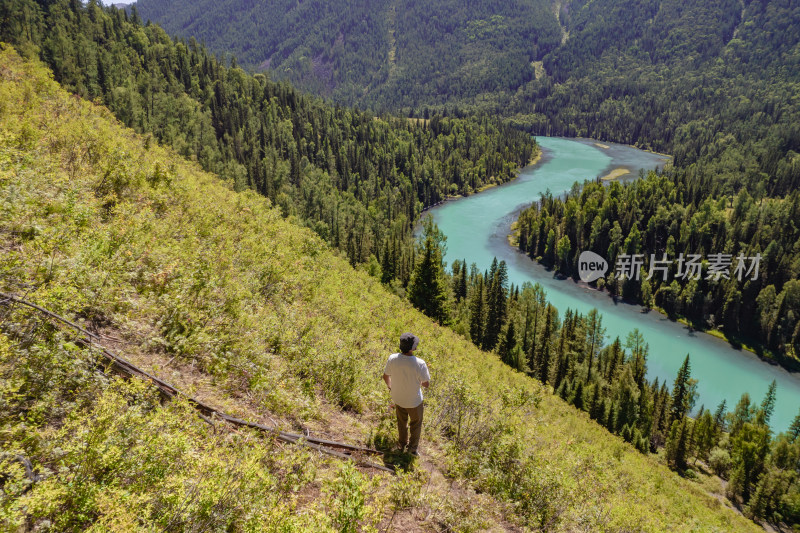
409, 449, 419, 457
396, 444, 406, 453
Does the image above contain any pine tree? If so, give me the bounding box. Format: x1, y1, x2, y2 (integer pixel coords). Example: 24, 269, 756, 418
657, 382, 670, 434
456, 258, 468, 300
585, 309, 605, 380
606, 337, 622, 381
637, 381, 653, 439
729, 421, 771, 502
592, 398, 604, 427
469, 275, 485, 346
380, 238, 394, 283
665, 418, 689, 471
537, 305, 553, 383
669, 354, 696, 425
605, 403, 618, 432
572, 380, 585, 410
694, 408, 717, 463
589, 385, 604, 421
756, 380, 777, 427
544, 228, 556, 265
641, 278, 653, 308
553, 323, 570, 390
635, 429, 649, 454
625, 329, 647, 388
521, 298, 533, 355
556, 234, 571, 272
713, 399, 727, 432
615, 370, 639, 432
450, 259, 461, 295
407, 216, 449, 323
498, 320, 517, 368
729, 393, 753, 438
483, 258, 508, 350
558, 379, 571, 401
789, 409, 800, 441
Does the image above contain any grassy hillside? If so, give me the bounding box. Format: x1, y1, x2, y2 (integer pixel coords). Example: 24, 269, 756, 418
0, 47, 765, 531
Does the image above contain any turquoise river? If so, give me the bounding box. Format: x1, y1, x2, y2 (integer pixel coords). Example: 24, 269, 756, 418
426, 136, 800, 432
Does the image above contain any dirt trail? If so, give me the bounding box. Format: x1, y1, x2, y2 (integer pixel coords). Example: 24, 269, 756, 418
387, 3, 398, 79
93, 324, 519, 530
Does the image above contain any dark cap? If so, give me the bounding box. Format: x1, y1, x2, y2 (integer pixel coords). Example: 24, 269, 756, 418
399, 332, 420, 353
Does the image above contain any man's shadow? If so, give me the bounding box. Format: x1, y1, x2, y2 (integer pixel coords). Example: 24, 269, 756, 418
369, 421, 418, 472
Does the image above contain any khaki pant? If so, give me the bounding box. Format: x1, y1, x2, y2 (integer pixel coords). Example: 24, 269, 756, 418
395, 403, 424, 452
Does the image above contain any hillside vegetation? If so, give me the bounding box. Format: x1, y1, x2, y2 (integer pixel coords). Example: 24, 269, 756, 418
0, 0, 537, 282
0, 48, 766, 531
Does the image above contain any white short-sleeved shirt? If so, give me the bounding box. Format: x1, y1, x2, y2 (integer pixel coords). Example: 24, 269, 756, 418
384, 353, 430, 408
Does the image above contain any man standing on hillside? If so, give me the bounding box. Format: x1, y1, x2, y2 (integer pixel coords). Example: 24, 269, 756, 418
382, 332, 430, 456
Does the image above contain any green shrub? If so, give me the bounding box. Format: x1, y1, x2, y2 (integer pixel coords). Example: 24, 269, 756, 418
324, 462, 383, 533
709, 447, 732, 478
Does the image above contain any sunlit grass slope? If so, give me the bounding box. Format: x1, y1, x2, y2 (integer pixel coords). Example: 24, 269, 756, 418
0, 47, 761, 531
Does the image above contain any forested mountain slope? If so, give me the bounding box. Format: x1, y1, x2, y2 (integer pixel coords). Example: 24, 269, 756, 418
135, 0, 563, 107
517, 0, 800, 182
0, 45, 766, 533
134, 0, 798, 136
515, 172, 800, 366
133, 0, 800, 193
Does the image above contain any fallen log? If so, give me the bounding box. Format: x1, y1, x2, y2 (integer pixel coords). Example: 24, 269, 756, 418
0, 292, 393, 473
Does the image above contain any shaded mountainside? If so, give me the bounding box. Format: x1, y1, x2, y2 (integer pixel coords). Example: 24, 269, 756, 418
135, 0, 563, 107
517, 0, 800, 179
0, 48, 766, 531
